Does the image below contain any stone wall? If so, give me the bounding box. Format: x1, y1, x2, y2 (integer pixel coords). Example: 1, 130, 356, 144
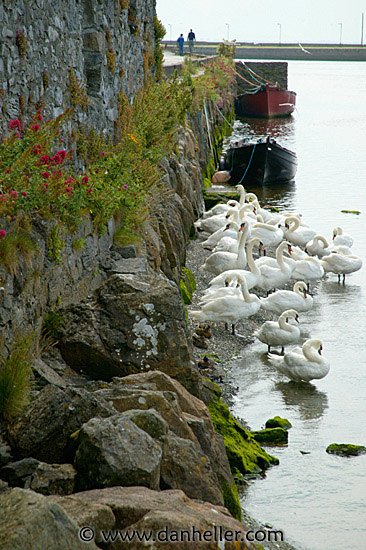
0, 0, 156, 138
235, 61, 288, 94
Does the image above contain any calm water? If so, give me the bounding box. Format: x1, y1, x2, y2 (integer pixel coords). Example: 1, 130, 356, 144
228, 61, 366, 550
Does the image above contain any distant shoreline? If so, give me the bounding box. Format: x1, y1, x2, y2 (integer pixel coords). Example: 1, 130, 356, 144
163, 42, 366, 61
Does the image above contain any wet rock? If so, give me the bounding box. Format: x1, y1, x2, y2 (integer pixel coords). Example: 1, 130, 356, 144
265, 416, 292, 430
326, 443, 366, 457
51, 486, 257, 550
59, 271, 199, 396
251, 427, 288, 445
1, 458, 76, 495
0, 488, 99, 550
74, 415, 162, 491
7, 385, 115, 463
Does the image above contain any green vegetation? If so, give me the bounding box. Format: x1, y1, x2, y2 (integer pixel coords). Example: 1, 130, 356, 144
41, 311, 64, 340
221, 478, 242, 522
179, 266, 196, 305
326, 443, 366, 457
265, 415, 292, 430
0, 328, 39, 421
251, 427, 288, 445
208, 395, 279, 476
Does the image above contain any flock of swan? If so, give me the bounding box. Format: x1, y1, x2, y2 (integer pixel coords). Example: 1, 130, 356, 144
190, 184, 363, 383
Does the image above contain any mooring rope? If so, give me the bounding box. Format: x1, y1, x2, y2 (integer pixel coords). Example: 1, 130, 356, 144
239, 61, 277, 86
212, 99, 234, 129
237, 142, 257, 184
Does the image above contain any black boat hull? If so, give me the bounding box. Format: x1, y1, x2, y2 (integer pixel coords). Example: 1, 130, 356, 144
219, 138, 297, 187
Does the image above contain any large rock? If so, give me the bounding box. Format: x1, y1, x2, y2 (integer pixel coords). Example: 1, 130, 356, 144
50, 486, 257, 550
74, 415, 163, 491
0, 488, 99, 550
160, 434, 224, 506
93, 385, 198, 442
1, 458, 76, 496
58, 271, 199, 395
7, 385, 115, 463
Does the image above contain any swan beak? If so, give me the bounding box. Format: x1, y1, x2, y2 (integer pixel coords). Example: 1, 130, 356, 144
303, 289, 307, 297
287, 244, 293, 255
239, 222, 246, 232
224, 224, 230, 231
318, 345, 323, 355
295, 315, 299, 323
225, 213, 230, 219
259, 241, 264, 252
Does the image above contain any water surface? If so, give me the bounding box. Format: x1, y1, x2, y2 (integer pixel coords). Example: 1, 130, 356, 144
228, 61, 366, 550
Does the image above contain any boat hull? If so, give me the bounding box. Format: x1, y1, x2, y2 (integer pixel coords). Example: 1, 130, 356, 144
219, 138, 297, 187
235, 84, 296, 118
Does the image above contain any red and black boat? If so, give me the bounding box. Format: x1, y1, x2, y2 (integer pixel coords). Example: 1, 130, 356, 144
219, 136, 297, 187
235, 83, 296, 118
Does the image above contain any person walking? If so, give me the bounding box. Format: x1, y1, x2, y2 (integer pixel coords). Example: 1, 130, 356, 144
187, 29, 196, 54
177, 33, 184, 56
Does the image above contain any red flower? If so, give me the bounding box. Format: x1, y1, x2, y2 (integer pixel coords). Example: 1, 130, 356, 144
22, 191, 27, 196
56, 150, 67, 160
37, 113, 43, 121
14, 131, 20, 138
5, 169, 10, 174
30, 124, 40, 132
65, 186, 73, 193
9, 119, 21, 130
100, 152, 105, 157
9, 190, 18, 198
38, 155, 50, 165
0, 195, 6, 202
42, 172, 50, 179
81, 175, 89, 184
87, 189, 92, 194
0, 229, 7, 239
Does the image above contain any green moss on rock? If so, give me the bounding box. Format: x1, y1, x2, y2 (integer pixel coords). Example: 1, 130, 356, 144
208, 397, 279, 476
180, 266, 196, 305
265, 416, 292, 430
251, 427, 288, 445
326, 443, 366, 457
221, 478, 242, 521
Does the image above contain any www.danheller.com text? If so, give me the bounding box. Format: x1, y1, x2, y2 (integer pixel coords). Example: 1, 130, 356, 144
79, 525, 285, 544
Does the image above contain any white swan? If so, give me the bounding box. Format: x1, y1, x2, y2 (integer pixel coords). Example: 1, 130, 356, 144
200, 223, 249, 275
290, 254, 324, 287
250, 221, 284, 249
201, 221, 240, 250
254, 241, 295, 294
321, 250, 362, 283
268, 338, 330, 382
283, 215, 316, 248
199, 274, 246, 305
259, 281, 313, 314
332, 226, 353, 248
207, 238, 263, 291
254, 309, 300, 353
190, 276, 260, 335
305, 235, 331, 258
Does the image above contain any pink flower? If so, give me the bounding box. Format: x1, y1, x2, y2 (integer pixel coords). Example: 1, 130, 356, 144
30, 124, 40, 132
9, 190, 18, 198
0, 229, 7, 239
87, 189, 92, 195
0, 195, 7, 202
14, 131, 20, 138
152, 142, 157, 146
37, 113, 43, 121
100, 152, 105, 157
122, 184, 128, 189
22, 191, 27, 196
42, 172, 50, 179
81, 176, 89, 184
5, 169, 10, 174
65, 186, 73, 193
9, 119, 21, 130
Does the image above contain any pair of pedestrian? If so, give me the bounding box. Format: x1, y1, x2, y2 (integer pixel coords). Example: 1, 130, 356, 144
177, 29, 196, 56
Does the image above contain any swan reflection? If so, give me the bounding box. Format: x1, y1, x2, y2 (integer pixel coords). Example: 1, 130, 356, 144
275, 380, 329, 421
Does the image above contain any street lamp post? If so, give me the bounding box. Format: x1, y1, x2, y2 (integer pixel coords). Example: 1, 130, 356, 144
338, 22, 342, 45
168, 23, 172, 43
226, 23, 229, 41
277, 23, 282, 46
